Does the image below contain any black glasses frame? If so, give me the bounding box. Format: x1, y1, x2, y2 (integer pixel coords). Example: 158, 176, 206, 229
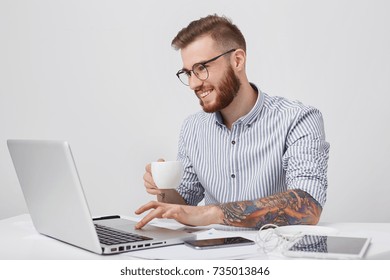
176, 48, 236, 86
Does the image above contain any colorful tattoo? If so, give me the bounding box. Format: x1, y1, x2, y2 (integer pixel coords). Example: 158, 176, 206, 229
218, 189, 322, 229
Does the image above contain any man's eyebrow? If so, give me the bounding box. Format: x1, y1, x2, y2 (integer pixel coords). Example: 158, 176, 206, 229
181, 59, 208, 72
194, 59, 210, 65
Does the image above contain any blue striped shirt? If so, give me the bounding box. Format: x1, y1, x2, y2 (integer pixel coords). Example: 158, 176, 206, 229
176, 85, 330, 207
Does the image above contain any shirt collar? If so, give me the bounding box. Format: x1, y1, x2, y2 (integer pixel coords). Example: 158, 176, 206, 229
214, 83, 264, 127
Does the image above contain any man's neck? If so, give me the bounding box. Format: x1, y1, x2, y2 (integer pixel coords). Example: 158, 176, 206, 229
219, 82, 258, 129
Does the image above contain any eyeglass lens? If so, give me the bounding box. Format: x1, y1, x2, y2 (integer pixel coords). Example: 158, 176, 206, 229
178, 64, 208, 85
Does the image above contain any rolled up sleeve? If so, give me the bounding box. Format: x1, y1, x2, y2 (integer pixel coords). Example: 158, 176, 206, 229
282, 107, 330, 207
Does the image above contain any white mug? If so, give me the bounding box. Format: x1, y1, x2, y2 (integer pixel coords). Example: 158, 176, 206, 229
151, 161, 184, 189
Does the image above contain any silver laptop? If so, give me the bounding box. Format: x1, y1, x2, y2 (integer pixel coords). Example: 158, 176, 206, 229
7, 139, 193, 255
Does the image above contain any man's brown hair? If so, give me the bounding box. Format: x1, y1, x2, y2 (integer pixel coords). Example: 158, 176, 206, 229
171, 14, 246, 52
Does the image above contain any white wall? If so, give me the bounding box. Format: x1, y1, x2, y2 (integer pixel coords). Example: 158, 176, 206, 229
1, 0, 389, 222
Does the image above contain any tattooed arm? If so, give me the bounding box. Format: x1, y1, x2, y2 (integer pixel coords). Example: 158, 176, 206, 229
218, 189, 322, 229
135, 188, 321, 229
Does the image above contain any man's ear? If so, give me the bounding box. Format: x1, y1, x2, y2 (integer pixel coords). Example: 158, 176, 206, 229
231, 49, 246, 71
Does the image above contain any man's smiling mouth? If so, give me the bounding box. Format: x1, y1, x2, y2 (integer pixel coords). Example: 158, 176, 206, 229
198, 89, 213, 99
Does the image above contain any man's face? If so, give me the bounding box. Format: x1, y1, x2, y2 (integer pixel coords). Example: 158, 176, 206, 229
198, 65, 241, 113
180, 36, 241, 113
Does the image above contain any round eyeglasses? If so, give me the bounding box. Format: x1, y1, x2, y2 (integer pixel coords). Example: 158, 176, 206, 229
176, 49, 236, 86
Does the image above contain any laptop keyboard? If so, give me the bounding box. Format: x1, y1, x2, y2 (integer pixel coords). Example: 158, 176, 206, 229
95, 224, 152, 245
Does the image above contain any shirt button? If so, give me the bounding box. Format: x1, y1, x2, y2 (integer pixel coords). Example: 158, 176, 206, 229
231, 140, 236, 145
231, 174, 236, 178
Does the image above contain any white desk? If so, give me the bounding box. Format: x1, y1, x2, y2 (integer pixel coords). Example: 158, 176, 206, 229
1, 214, 390, 260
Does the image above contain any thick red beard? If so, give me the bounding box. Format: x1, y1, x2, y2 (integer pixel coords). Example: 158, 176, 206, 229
198, 66, 241, 113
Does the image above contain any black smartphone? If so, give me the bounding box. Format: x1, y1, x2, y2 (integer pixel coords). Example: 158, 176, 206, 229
184, 236, 255, 250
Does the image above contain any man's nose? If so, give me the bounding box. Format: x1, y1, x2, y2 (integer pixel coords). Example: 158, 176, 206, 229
188, 74, 204, 90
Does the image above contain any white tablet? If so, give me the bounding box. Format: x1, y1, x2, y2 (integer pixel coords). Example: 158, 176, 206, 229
283, 234, 371, 259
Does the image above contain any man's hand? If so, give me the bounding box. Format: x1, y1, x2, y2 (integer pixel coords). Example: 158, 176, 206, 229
134, 201, 222, 229
143, 159, 188, 205
143, 159, 164, 196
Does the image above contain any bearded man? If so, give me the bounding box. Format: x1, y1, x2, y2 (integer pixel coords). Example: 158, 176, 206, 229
136, 14, 330, 230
